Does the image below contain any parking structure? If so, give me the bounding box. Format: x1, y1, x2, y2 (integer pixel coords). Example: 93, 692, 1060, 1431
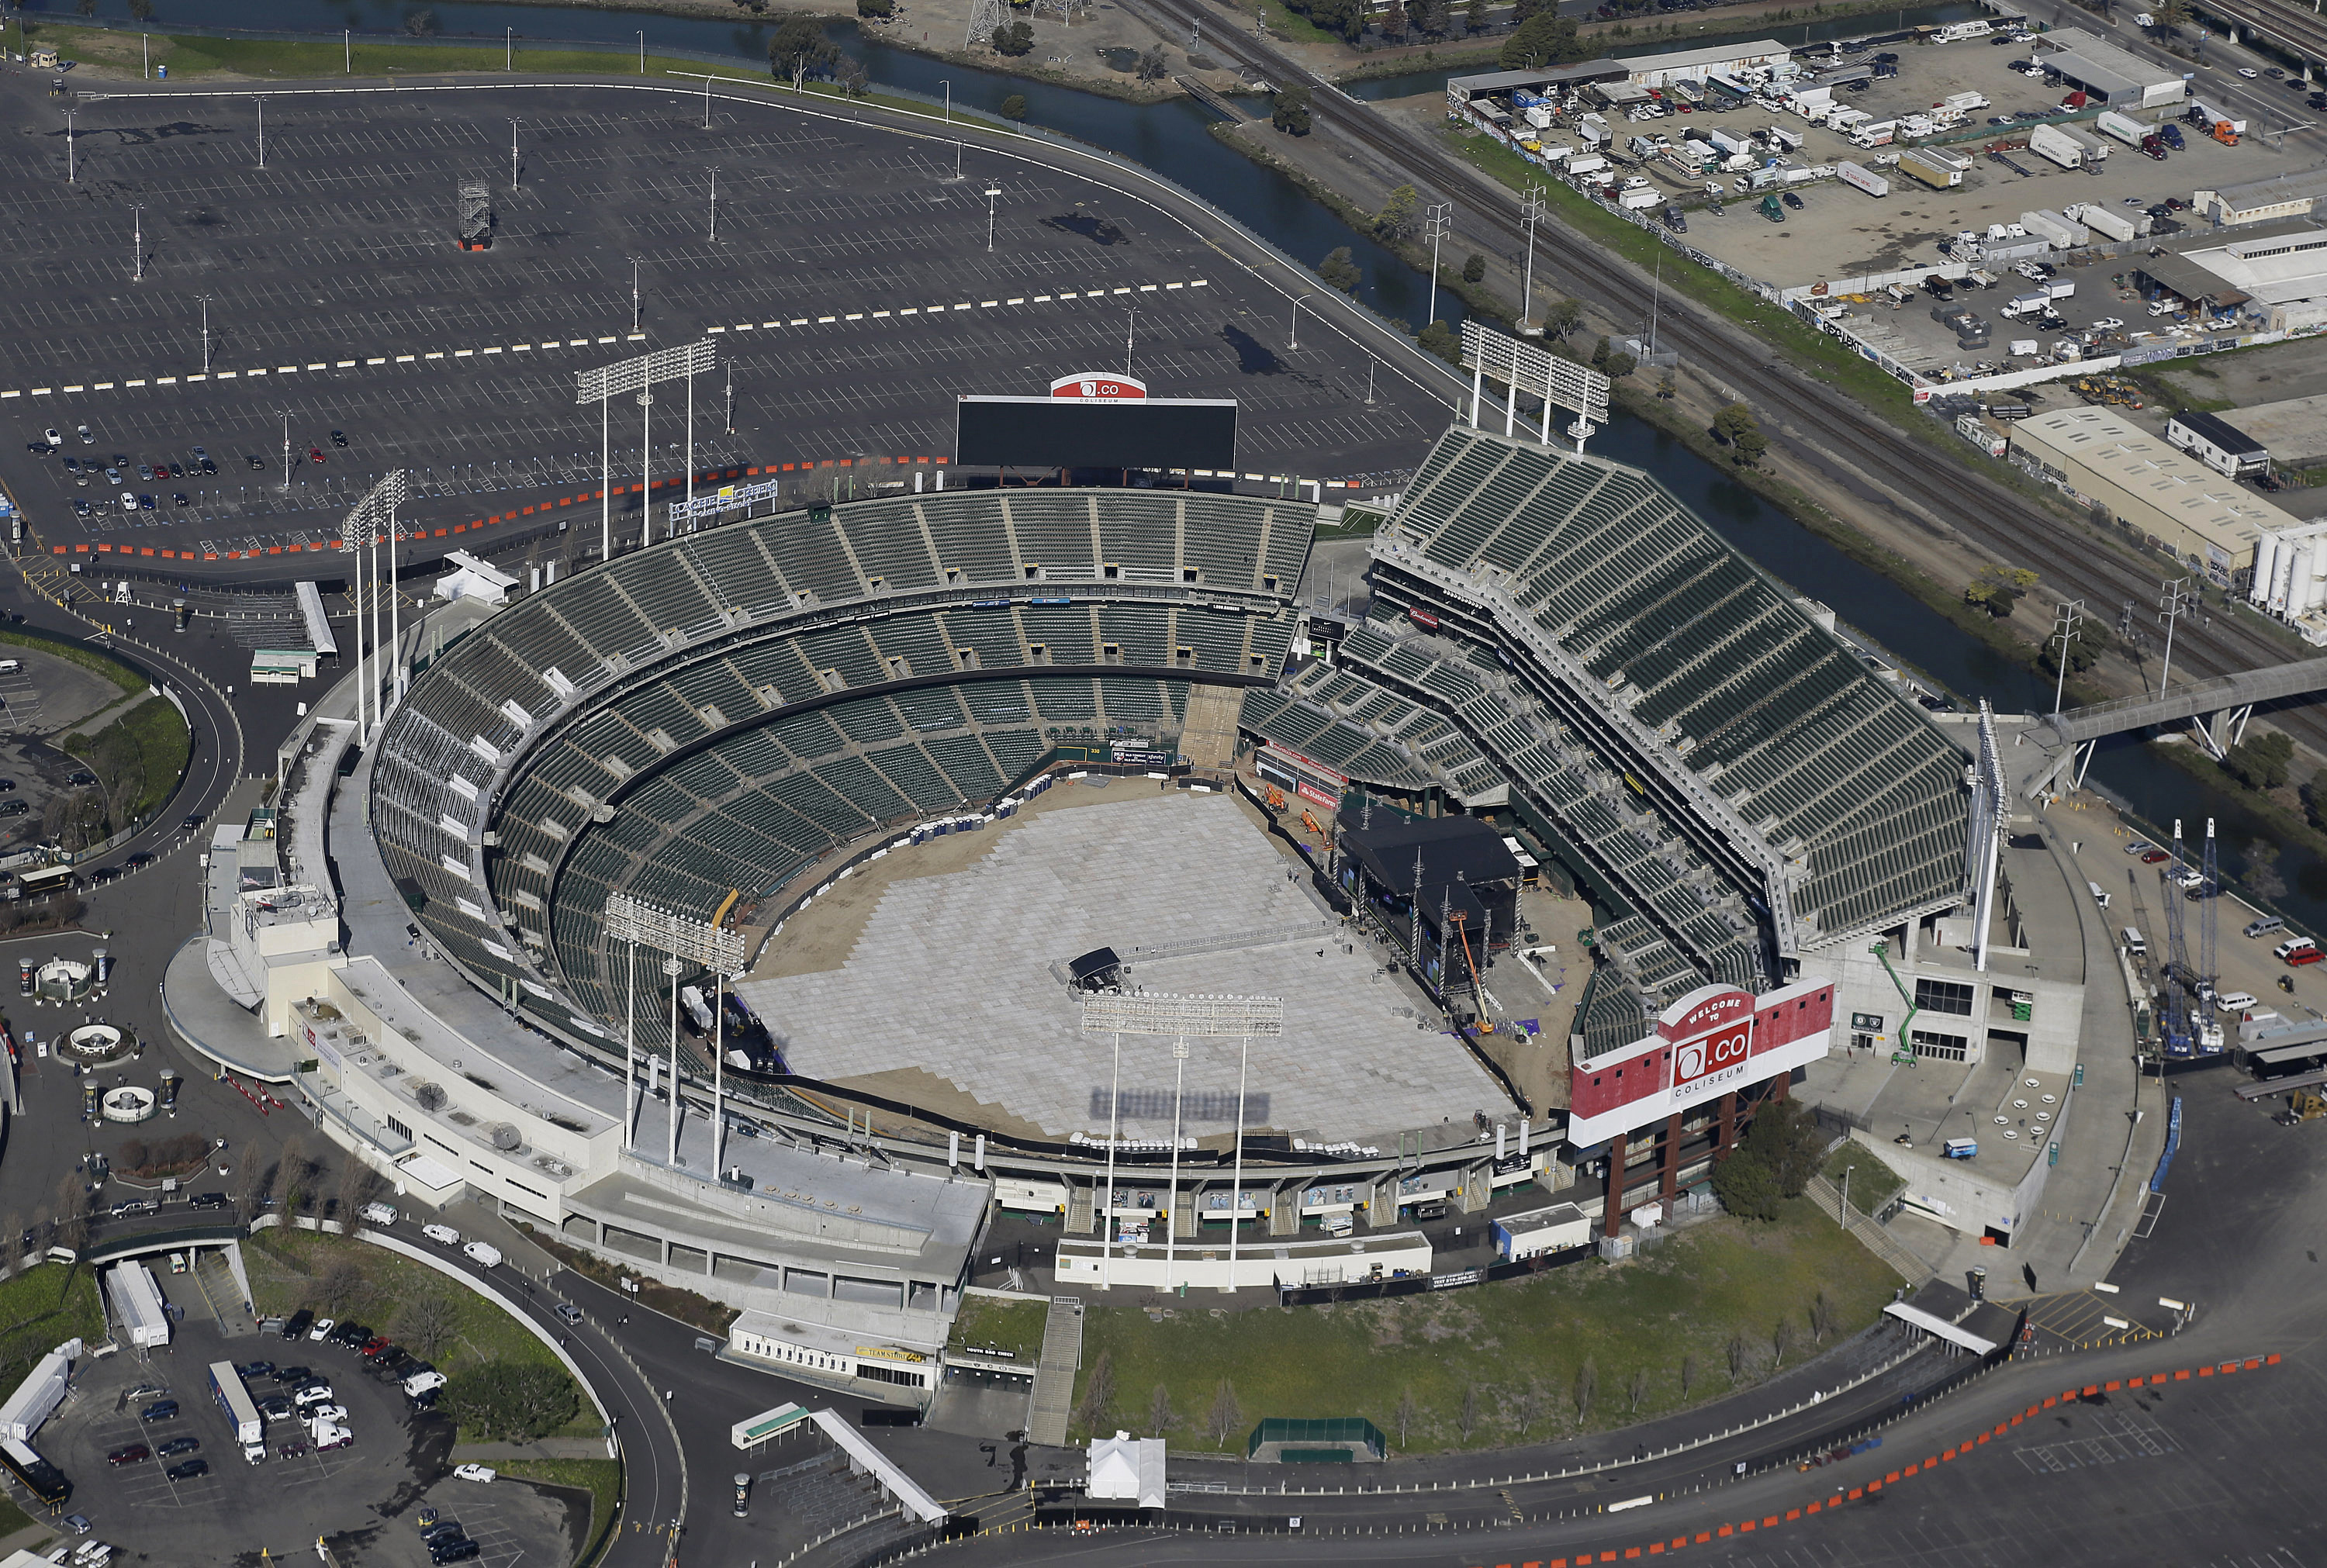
0, 79, 1444, 572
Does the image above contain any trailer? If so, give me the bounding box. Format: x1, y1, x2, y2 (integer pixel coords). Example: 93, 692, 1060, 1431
2061, 125, 2109, 164
0, 1438, 68, 1508
1491, 1200, 1593, 1262
2074, 202, 2136, 242
1900, 150, 1963, 189
1932, 18, 1993, 40
103, 1262, 170, 1349
2095, 109, 2147, 147
2021, 208, 2090, 247
209, 1362, 265, 1460
1941, 91, 1991, 113
2028, 123, 2084, 170
1837, 160, 1890, 198
1567, 153, 1610, 177
0, 1345, 76, 1443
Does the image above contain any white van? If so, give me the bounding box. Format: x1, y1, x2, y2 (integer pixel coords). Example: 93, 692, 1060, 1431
420, 1223, 462, 1247
462, 1241, 503, 1268
2121, 926, 2146, 955
2215, 990, 2258, 1014
358, 1202, 398, 1227
2087, 880, 2111, 910
0, 661, 17, 674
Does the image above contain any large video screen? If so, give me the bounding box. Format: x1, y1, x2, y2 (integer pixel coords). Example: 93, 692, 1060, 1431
956, 396, 1239, 471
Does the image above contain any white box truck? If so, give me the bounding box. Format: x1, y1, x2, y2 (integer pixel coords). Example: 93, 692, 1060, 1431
1568, 152, 1610, 177
1941, 91, 1990, 112
1837, 161, 1890, 198
2028, 123, 2083, 169
209, 1362, 265, 1463
2095, 109, 2147, 147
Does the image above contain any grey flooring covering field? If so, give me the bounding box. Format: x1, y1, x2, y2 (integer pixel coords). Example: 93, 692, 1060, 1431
742, 793, 1510, 1143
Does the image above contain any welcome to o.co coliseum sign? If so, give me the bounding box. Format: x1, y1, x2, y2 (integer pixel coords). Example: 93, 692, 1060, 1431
1565, 978, 1834, 1148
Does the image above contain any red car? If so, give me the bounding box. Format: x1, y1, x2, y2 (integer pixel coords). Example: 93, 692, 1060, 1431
2141, 850, 2171, 864
107, 1443, 151, 1466
361, 1338, 397, 1359
309, 447, 326, 464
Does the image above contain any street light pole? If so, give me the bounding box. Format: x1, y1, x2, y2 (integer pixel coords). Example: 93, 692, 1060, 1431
707, 165, 719, 241
637, 31, 645, 73
130, 205, 144, 285
506, 26, 512, 70
631, 257, 641, 331
279, 409, 292, 490
985, 185, 1001, 251
197, 295, 214, 373
1288, 291, 1312, 351
257, 96, 265, 170
510, 119, 520, 192
66, 109, 75, 185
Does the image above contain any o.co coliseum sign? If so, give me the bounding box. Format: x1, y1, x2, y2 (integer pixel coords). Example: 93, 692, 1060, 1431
1565, 978, 1834, 1148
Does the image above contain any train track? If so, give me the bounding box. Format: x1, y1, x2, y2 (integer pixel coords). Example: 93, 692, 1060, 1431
1145, 0, 2327, 750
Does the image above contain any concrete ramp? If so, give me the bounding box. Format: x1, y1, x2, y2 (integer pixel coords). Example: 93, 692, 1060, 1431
1025, 1295, 1084, 1448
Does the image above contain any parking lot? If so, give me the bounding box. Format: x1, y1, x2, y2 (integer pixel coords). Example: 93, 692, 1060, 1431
1635, 33, 2307, 292
24, 1318, 572, 1568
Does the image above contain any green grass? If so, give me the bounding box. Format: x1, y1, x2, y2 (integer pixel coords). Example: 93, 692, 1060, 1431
1317, 506, 1386, 536
0, 627, 143, 697
1072, 1198, 1897, 1453
0, 1496, 33, 1539
495, 1457, 622, 1567
0, 1266, 108, 1398
247, 1230, 599, 1439
20, 22, 781, 86
63, 696, 192, 826
1257, 0, 1344, 48
947, 1294, 1048, 1363
1823, 1142, 1905, 1213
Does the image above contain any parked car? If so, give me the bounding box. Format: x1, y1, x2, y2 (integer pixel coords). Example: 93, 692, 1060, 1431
282, 1310, 314, 1341
453, 1463, 496, 1483
234, 1360, 276, 1381
140, 1400, 179, 1422
1781, 191, 1805, 210
420, 1223, 462, 1248
156, 1436, 200, 1457
358, 1201, 398, 1226
166, 1458, 209, 1480
306, 1316, 336, 1342
105, 1444, 151, 1467
274, 1365, 313, 1384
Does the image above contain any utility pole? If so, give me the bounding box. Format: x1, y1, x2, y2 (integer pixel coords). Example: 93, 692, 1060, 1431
985, 185, 1001, 252
2157, 577, 2194, 696
197, 295, 215, 373
2049, 599, 2083, 717
708, 165, 720, 240
66, 109, 75, 185
510, 119, 520, 192
257, 96, 265, 170
631, 257, 642, 331
1423, 202, 1452, 329
1519, 185, 1547, 331
1288, 292, 1312, 351
130, 205, 144, 285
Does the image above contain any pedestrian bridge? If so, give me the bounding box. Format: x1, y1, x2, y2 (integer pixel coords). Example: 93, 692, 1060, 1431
2022, 655, 2327, 798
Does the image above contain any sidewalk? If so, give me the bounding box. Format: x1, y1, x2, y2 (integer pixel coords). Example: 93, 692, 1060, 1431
451, 1438, 611, 1462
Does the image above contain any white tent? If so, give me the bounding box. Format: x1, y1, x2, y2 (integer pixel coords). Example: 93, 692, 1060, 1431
433, 550, 520, 607
1087, 1432, 1166, 1508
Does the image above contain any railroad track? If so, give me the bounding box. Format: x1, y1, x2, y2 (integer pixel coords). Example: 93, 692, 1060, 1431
1143, 0, 2327, 751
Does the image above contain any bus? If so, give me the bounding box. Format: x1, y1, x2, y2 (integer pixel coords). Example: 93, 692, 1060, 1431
15, 865, 74, 900
0, 1435, 71, 1506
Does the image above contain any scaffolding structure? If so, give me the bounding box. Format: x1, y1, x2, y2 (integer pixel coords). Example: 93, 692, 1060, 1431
457, 180, 492, 250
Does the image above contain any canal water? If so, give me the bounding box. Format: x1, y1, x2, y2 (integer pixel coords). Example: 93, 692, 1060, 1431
41, 0, 2326, 929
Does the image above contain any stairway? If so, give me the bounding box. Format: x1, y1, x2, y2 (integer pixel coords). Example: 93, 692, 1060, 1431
1177, 683, 1243, 770
189, 1249, 258, 1336
1806, 1175, 1935, 1286
1024, 1295, 1085, 1448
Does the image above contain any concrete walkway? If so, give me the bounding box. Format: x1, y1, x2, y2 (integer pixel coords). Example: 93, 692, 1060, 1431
1803, 1174, 1936, 1285
1024, 1296, 1084, 1448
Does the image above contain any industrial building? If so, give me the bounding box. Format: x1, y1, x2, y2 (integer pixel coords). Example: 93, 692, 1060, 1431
2192, 172, 2327, 230
2166, 409, 2273, 477
1620, 40, 1792, 90
2008, 406, 2300, 585
2141, 228, 2327, 334
2032, 29, 2187, 109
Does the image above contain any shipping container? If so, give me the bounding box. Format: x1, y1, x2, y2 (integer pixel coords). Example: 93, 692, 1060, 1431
2095, 109, 2148, 146
1491, 1200, 1592, 1262
2061, 125, 2110, 162
2074, 202, 2136, 242
1900, 150, 1962, 189
2021, 208, 2090, 247
1836, 160, 1890, 198
0, 1348, 73, 1443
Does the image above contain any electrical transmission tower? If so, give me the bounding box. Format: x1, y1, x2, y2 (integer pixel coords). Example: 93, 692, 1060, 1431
966, 0, 1013, 49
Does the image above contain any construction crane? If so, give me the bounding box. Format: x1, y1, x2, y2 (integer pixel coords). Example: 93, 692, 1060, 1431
2197, 817, 2225, 1055
1447, 910, 1493, 1034
1299, 808, 1327, 841
2157, 819, 2198, 1060
1263, 785, 1286, 810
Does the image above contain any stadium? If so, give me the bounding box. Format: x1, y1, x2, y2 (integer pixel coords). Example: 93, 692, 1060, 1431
171, 389, 1997, 1400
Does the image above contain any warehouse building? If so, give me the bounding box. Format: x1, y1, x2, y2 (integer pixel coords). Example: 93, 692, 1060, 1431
2034, 29, 2187, 109
1620, 40, 1791, 89
2008, 406, 2299, 587
2152, 228, 2327, 333
2192, 172, 2327, 230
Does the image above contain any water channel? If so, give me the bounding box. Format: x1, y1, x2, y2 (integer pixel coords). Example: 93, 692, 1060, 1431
37, 0, 2327, 932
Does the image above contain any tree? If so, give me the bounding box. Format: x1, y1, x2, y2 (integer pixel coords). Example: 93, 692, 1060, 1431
836, 54, 870, 97
1679, 1352, 1698, 1399
1273, 83, 1313, 135
994, 21, 1036, 56
2039, 613, 2107, 677
769, 18, 835, 88
1711, 1148, 1782, 1221
403, 9, 439, 36
126, 0, 155, 20
1461, 252, 1486, 285
0, 1211, 18, 1278
316, 1260, 369, 1318
1741, 1098, 1824, 1197
1392, 1386, 1418, 1447
278, 1135, 309, 1221
2304, 772, 2327, 831
1374, 183, 1420, 242
53, 1173, 88, 1257
857, 0, 894, 13
1001, 93, 1028, 123
2246, 840, 2288, 902
1603, 350, 1637, 380
1456, 1383, 1481, 1440
1136, 45, 1167, 78
1318, 246, 1362, 294
1572, 1357, 1597, 1421
1074, 1349, 1116, 1435
1204, 1378, 1243, 1449
1416, 319, 1461, 365
442, 1360, 580, 1443
1509, 1380, 1546, 1437
1771, 1318, 1797, 1369
1464, 0, 1487, 31
2225, 730, 2294, 793
1710, 401, 1767, 465
1541, 297, 1582, 340
1499, 12, 1584, 69
74, 0, 95, 14
1725, 1329, 1750, 1382
1627, 1365, 1651, 1414
2152, 0, 2189, 26
396, 1289, 462, 1363
1810, 1290, 1838, 1345
335, 1155, 375, 1226
1146, 1383, 1174, 1437
1964, 565, 2029, 620
237, 1141, 272, 1222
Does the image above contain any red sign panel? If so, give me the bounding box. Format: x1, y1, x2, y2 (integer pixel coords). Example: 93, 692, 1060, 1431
1049, 371, 1148, 400
1295, 779, 1340, 810
1408, 607, 1441, 630
1672, 1023, 1753, 1090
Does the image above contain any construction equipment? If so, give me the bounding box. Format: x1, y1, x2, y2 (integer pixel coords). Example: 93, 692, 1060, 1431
1263, 785, 1286, 810
457, 179, 492, 250
2287, 1089, 2325, 1123
2195, 818, 2225, 1055
1871, 941, 1921, 1065
1447, 911, 1492, 1034
1299, 808, 1326, 841
2158, 819, 2199, 1059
